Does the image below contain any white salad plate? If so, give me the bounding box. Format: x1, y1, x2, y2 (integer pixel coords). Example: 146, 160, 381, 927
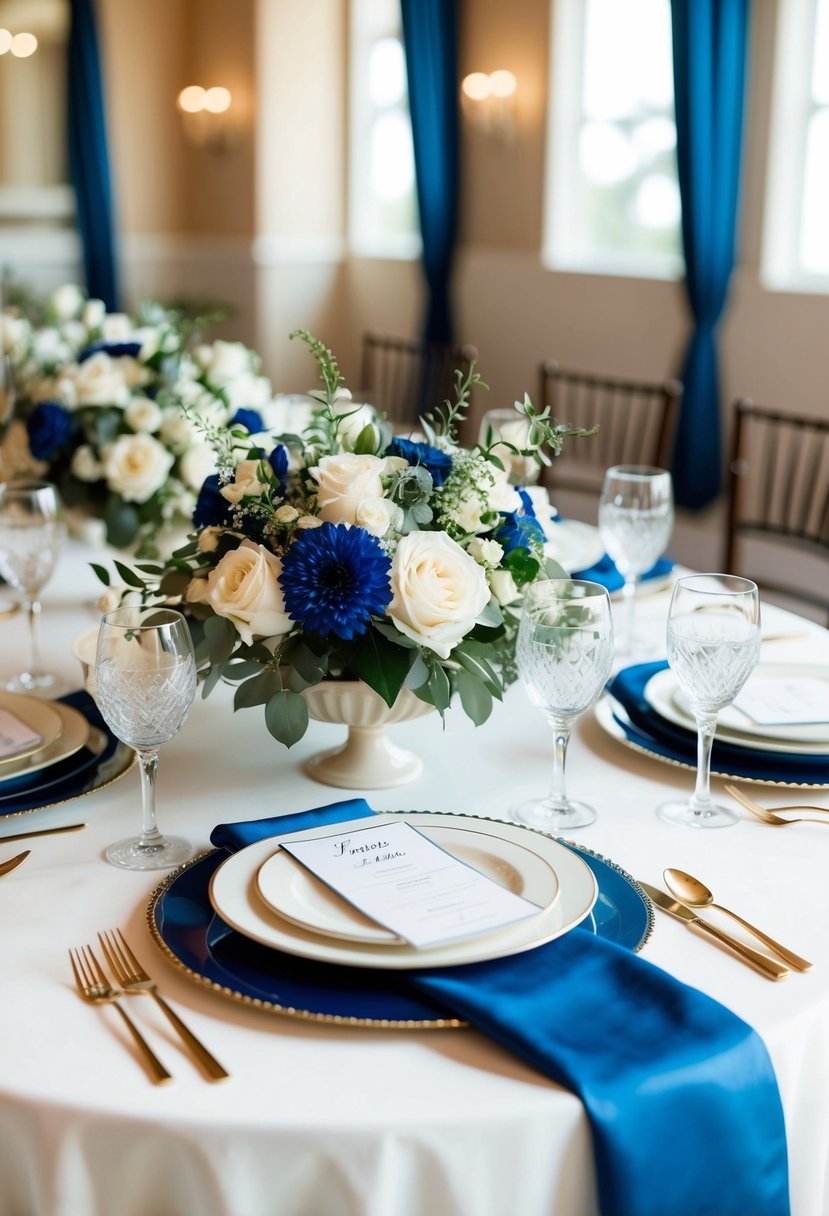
255, 822, 561, 945
544, 521, 604, 574
210, 812, 597, 970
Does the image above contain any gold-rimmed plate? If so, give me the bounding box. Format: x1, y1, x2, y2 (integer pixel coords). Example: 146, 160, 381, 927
0, 701, 90, 783
0, 692, 63, 769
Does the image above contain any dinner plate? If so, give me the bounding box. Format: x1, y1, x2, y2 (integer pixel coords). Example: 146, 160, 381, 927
149, 822, 652, 1028
544, 520, 605, 573
210, 813, 596, 970
644, 668, 829, 756
255, 823, 560, 945
0, 701, 90, 782
595, 695, 829, 789
674, 664, 829, 745
0, 693, 63, 769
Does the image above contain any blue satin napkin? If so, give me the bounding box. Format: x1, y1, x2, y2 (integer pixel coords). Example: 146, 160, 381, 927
609, 661, 829, 785
211, 801, 790, 1216
572, 554, 674, 593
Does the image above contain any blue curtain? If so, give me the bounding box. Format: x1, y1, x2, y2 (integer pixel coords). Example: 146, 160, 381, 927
670, 0, 750, 509
67, 0, 119, 310
400, 0, 459, 344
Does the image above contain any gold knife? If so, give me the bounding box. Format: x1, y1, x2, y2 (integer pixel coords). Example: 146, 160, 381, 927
639, 882, 789, 981
0, 822, 86, 845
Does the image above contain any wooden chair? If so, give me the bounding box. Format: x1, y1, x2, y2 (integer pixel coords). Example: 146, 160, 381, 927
725, 399, 829, 623
538, 360, 682, 510
360, 332, 479, 428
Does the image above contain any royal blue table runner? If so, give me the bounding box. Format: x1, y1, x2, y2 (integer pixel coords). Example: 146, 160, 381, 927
212, 801, 790, 1216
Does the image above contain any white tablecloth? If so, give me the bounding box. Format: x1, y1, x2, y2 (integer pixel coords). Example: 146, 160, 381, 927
1, 542, 828, 1216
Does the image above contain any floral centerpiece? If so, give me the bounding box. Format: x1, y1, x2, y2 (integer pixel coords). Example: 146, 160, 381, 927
0, 284, 279, 556
94, 331, 592, 748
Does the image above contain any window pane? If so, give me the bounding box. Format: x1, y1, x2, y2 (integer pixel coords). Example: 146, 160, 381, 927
583, 0, 674, 119
812, 0, 829, 104
800, 109, 829, 272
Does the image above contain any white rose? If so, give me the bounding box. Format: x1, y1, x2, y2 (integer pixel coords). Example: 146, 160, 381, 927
334, 401, 376, 447
33, 327, 71, 366
355, 496, 403, 538
197, 527, 223, 553
1, 314, 30, 357
70, 444, 103, 482
522, 486, 559, 541
61, 320, 87, 348
388, 532, 490, 659
101, 313, 133, 341
489, 569, 521, 606
159, 411, 198, 454
275, 504, 298, 524
488, 464, 522, 514
179, 443, 217, 491
224, 372, 273, 411
203, 539, 292, 645
82, 299, 106, 330
49, 283, 84, 321
196, 340, 253, 388
310, 453, 388, 525
467, 537, 504, 566
220, 458, 267, 504
125, 397, 162, 433
296, 514, 323, 529
66, 352, 131, 407
102, 433, 174, 502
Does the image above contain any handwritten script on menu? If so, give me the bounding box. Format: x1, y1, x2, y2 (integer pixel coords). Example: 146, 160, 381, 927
280, 821, 542, 950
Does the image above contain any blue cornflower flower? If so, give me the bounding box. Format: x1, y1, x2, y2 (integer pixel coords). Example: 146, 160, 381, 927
279, 522, 392, 641
77, 341, 143, 363
495, 498, 546, 555
26, 402, 73, 460
268, 444, 289, 494
385, 437, 452, 487
230, 408, 263, 434
193, 475, 233, 529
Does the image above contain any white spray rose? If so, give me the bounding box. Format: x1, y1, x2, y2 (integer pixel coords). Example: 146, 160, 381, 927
197, 526, 223, 553
179, 443, 217, 492
125, 397, 162, 433
490, 416, 539, 484
388, 531, 490, 659
101, 313, 133, 342
467, 537, 504, 566
62, 352, 131, 407
220, 459, 268, 504
488, 569, 521, 606
355, 497, 403, 538
102, 433, 174, 502
201, 539, 292, 645
310, 453, 389, 525
81, 299, 106, 330
159, 411, 198, 454
70, 444, 103, 482
195, 340, 253, 388
49, 284, 84, 322
224, 372, 273, 412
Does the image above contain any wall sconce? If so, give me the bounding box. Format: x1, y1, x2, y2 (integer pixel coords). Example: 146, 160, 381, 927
177, 85, 236, 153
460, 70, 517, 142
0, 29, 39, 57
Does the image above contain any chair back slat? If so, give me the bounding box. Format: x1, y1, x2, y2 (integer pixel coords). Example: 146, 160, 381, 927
361, 332, 478, 427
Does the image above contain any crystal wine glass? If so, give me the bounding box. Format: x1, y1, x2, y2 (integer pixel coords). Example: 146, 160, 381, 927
514, 579, 614, 829
95, 606, 196, 870
0, 480, 67, 694
598, 465, 674, 656
657, 575, 761, 829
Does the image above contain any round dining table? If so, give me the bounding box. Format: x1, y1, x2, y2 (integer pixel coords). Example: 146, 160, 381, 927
1, 540, 828, 1216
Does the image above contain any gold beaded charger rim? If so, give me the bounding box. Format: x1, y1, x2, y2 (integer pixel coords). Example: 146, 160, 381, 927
0, 739, 136, 820
145, 810, 652, 1031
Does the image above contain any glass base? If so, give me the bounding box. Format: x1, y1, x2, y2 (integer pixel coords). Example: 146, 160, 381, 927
512, 796, 597, 831
106, 834, 193, 871
656, 799, 739, 830
5, 671, 68, 697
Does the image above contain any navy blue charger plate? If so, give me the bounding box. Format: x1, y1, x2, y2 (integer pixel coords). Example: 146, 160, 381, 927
149, 837, 652, 1028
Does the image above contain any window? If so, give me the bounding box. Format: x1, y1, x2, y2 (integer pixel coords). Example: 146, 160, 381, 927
543, 0, 682, 278
348, 0, 420, 259
763, 0, 829, 290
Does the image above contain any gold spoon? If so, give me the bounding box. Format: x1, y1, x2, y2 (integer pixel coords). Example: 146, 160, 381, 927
663, 868, 813, 973
0, 850, 30, 878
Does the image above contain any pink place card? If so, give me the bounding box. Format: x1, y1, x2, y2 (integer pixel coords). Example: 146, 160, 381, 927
0, 709, 43, 760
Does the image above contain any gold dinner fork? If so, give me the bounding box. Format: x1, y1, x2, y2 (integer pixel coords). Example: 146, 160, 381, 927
69, 944, 173, 1085
98, 929, 229, 1081
725, 784, 829, 828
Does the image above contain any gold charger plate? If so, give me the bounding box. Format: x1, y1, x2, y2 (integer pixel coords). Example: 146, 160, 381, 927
0, 692, 63, 769
0, 701, 89, 782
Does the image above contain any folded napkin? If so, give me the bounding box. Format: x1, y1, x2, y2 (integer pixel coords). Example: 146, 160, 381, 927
609, 662, 829, 784
572, 554, 674, 594
211, 802, 789, 1216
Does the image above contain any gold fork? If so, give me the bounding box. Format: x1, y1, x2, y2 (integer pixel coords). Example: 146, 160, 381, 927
725, 784, 829, 828
98, 929, 229, 1082
69, 944, 173, 1085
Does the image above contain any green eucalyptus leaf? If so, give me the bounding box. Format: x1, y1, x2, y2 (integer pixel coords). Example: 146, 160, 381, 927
221, 658, 263, 681
159, 568, 192, 597
337, 630, 412, 708
113, 560, 146, 589
427, 662, 452, 712
203, 614, 237, 664
90, 563, 110, 587
201, 663, 222, 699
454, 648, 503, 698
457, 670, 493, 726
476, 598, 504, 628
104, 499, 140, 549
264, 690, 310, 748
233, 668, 283, 709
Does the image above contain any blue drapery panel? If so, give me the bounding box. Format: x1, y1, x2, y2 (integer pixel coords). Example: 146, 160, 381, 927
67, 0, 119, 310
670, 0, 750, 509
400, 0, 459, 344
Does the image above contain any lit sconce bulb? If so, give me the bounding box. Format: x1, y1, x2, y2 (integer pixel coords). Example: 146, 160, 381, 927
178, 85, 207, 114
460, 69, 518, 142
204, 86, 232, 114
488, 70, 516, 99
177, 84, 235, 152
10, 31, 37, 57
0, 28, 12, 55
461, 72, 491, 102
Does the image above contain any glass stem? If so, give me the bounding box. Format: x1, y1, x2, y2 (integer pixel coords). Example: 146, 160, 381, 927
26, 597, 43, 681
690, 712, 718, 815
547, 719, 571, 810
137, 748, 164, 848
622, 576, 637, 649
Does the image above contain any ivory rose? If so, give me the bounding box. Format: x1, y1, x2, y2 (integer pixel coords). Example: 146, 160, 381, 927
102, 433, 174, 502
198, 539, 292, 645
220, 459, 268, 505
310, 452, 390, 525
58, 352, 132, 408
355, 497, 403, 537
388, 532, 490, 659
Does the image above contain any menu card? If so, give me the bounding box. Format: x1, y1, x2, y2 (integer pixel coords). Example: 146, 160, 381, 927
733, 676, 829, 727
281, 821, 542, 949
0, 709, 43, 760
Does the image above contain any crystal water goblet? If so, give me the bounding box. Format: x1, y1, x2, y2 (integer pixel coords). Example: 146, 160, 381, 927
95, 606, 196, 870
657, 574, 761, 829
0, 480, 67, 694
598, 465, 674, 656
514, 579, 614, 830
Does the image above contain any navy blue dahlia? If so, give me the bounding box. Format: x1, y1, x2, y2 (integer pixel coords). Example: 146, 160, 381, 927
77, 341, 142, 364
279, 522, 392, 641
230, 408, 264, 434
385, 437, 452, 487
268, 444, 289, 494
193, 475, 233, 529
26, 402, 73, 460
